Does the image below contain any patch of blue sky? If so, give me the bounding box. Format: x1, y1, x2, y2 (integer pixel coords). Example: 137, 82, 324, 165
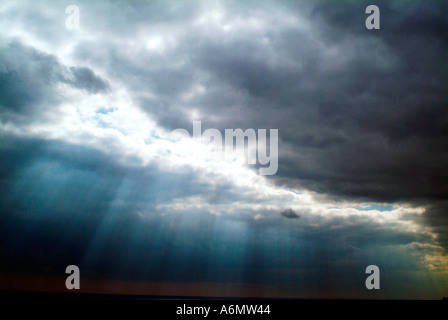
356, 204, 395, 212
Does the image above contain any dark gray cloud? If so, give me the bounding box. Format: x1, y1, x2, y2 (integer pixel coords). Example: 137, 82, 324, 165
280, 209, 300, 219
0, 42, 61, 114
65, 66, 109, 93
0, 42, 109, 123
64, 0, 448, 206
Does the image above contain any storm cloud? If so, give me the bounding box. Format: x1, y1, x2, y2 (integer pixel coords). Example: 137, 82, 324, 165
0, 0, 447, 299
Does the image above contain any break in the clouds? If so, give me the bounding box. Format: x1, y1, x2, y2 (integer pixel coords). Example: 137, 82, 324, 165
0, 0, 447, 299
0, 42, 109, 123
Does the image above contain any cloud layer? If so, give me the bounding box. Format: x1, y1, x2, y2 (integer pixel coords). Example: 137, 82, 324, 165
0, 0, 447, 299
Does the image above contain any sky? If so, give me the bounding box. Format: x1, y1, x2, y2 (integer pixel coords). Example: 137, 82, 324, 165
0, 0, 447, 299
